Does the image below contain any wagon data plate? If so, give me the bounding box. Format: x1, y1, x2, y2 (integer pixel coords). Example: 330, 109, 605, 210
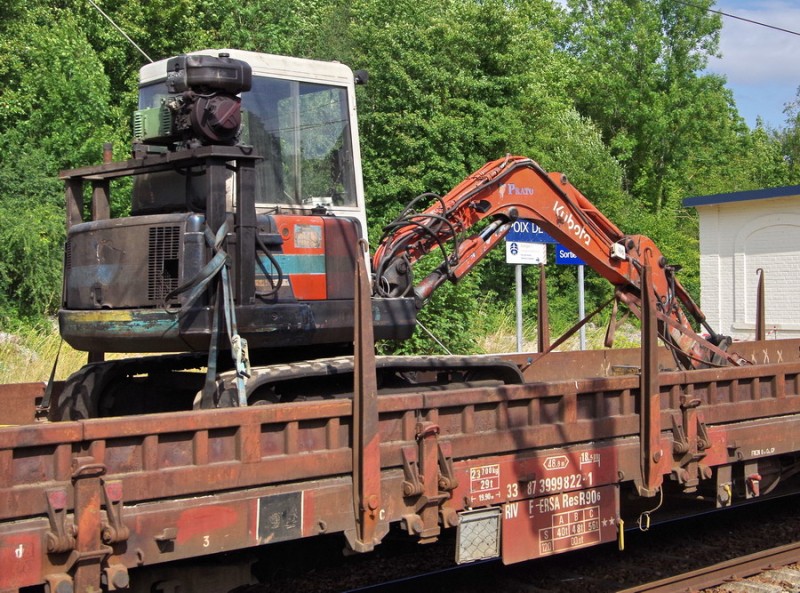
501, 484, 619, 565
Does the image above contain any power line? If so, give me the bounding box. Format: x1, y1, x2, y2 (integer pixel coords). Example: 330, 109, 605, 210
676, 0, 800, 38
86, 0, 153, 63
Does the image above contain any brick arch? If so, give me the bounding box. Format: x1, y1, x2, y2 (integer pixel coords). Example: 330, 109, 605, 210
733, 213, 800, 332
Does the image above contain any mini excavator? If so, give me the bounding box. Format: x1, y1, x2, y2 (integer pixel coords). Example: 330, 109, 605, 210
51, 50, 736, 420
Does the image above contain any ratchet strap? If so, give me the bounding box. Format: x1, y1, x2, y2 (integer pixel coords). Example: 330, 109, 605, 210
164, 219, 250, 407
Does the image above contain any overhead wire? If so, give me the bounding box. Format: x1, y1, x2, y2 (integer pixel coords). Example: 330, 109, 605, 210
676, 0, 800, 38
86, 0, 154, 63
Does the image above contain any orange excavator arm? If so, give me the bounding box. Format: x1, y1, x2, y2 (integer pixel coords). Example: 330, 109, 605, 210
373, 155, 739, 370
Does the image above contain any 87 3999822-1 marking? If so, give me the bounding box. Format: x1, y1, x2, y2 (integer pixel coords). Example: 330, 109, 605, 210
526, 472, 593, 496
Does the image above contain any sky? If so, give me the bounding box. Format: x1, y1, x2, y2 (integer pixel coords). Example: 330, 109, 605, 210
706, 1, 800, 129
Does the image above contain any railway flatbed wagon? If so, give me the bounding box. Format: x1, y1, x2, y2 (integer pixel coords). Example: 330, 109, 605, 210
3, 332, 800, 593
5, 48, 800, 593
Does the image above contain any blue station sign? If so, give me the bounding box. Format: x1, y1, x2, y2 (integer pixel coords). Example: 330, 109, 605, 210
555, 244, 586, 266
505, 219, 556, 244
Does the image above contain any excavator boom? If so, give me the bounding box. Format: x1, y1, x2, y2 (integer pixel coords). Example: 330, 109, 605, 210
373, 155, 737, 370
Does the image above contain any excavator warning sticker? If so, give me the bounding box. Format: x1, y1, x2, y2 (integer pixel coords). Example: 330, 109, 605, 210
501, 484, 618, 565
293, 224, 322, 249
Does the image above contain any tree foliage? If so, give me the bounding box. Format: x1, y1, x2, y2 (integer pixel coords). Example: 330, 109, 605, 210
0, 4, 116, 317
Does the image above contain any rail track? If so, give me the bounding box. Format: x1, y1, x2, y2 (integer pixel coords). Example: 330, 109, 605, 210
619, 542, 800, 593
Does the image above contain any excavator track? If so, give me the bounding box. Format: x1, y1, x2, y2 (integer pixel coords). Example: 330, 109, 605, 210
214, 354, 525, 406
50, 354, 525, 420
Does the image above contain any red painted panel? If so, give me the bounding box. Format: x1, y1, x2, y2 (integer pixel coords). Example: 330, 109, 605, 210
502, 484, 619, 565
454, 446, 621, 509
277, 215, 327, 300
0, 532, 42, 588
290, 275, 327, 300
176, 505, 241, 545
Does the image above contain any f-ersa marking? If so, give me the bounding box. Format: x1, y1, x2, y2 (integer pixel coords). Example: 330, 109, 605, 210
553, 201, 591, 246
532, 488, 602, 515
501, 485, 619, 564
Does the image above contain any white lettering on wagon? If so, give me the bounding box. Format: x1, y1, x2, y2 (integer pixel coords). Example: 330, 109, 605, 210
526, 472, 594, 497
502, 484, 619, 563
531, 489, 605, 555
470, 464, 501, 504
543, 455, 569, 471
580, 451, 601, 467
750, 447, 775, 457
529, 488, 602, 516
505, 502, 519, 519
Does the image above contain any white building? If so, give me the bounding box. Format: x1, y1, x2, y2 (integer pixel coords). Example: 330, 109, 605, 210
683, 186, 800, 341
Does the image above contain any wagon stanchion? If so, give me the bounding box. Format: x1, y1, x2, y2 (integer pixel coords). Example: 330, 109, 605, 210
346, 240, 385, 553
756, 268, 766, 341
637, 263, 664, 497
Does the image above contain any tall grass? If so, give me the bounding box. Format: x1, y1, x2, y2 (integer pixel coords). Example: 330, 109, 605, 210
473, 300, 641, 354
0, 321, 87, 384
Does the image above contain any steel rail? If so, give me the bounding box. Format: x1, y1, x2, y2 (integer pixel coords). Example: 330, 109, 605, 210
617, 540, 800, 593
342, 559, 496, 593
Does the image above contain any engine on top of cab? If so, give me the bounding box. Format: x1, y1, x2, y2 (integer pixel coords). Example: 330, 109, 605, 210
59, 50, 416, 357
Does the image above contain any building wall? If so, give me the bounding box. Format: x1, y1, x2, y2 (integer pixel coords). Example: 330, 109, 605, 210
697, 197, 800, 340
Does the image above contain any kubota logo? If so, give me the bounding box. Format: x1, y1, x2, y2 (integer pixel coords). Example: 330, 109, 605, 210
553, 202, 591, 247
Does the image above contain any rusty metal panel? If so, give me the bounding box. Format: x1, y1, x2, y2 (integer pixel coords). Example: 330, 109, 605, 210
0, 528, 43, 589
505, 339, 800, 383
1, 352, 799, 520
2, 411, 800, 590
2, 339, 800, 590
451, 446, 621, 510
0, 383, 45, 426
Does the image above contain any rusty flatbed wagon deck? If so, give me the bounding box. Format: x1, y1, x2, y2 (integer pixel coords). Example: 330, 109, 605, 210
2, 337, 800, 593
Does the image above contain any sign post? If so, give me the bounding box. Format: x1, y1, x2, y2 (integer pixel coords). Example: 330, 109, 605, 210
555, 244, 587, 350
505, 220, 555, 352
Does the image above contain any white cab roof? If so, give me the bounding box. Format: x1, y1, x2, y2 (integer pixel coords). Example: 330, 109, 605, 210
139, 49, 355, 87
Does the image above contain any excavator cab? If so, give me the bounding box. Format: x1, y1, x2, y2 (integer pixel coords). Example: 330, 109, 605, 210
58, 50, 416, 357
132, 52, 362, 217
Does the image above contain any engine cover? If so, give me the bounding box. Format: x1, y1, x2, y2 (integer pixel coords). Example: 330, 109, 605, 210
60, 212, 416, 353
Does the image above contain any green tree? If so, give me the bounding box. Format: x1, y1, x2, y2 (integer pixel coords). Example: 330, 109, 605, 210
332, 0, 631, 352
565, 0, 724, 210
1, 0, 782, 350
772, 88, 800, 184
0, 5, 115, 318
